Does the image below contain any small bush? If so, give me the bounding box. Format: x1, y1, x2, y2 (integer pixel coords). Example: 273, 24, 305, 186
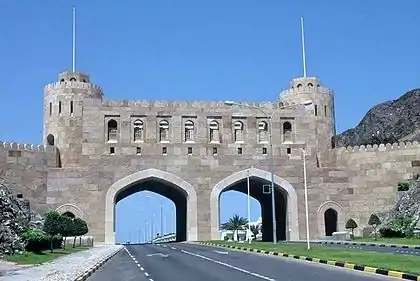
20, 229, 63, 252
397, 181, 409, 191
379, 227, 405, 238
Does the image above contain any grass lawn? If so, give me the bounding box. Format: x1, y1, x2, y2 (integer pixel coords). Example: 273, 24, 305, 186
3, 246, 90, 265
353, 237, 420, 245
202, 241, 420, 275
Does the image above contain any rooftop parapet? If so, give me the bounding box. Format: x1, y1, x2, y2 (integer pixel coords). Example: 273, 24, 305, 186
100, 99, 279, 110
332, 141, 420, 154
280, 76, 333, 97
44, 82, 103, 99
0, 141, 52, 152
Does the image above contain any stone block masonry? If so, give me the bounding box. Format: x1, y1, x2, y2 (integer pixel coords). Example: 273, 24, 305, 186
1, 70, 420, 243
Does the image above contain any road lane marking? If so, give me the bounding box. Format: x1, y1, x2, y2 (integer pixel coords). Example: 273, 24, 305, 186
171, 247, 177, 250
181, 250, 275, 281
214, 250, 229, 255
147, 253, 169, 257
125, 247, 153, 280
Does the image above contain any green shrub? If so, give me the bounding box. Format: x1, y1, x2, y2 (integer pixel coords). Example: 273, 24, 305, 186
379, 227, 405, 238
20, 229, 63, 252
397, 181, 409, 191
345, 219, 358, 238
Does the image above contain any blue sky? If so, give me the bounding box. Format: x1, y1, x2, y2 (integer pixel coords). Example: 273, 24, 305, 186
1, 1, 419, 242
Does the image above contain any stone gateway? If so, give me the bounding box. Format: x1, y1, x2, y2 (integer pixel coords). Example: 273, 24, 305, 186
1, 70, 419, 243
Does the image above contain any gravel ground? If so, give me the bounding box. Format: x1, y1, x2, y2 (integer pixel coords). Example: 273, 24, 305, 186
0, 244, 123, 281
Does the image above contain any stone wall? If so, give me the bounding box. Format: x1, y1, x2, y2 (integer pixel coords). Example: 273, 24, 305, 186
0, 141, 59, 214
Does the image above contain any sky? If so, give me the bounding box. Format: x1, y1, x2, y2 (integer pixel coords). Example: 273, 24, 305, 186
1, 1, 419, 243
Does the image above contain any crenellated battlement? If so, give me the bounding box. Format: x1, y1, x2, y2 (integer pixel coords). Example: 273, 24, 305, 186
44, 82, 103, 98
0, 141, 50, 152
100, 99, 279, 110
332, 141, 420, 155
280, 85, 333, 96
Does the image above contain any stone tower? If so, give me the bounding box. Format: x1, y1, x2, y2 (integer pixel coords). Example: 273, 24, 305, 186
43, 71, 104, 166
279, 76, 336, 152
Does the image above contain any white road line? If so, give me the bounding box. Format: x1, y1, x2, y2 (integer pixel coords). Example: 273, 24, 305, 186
181, 250, 275, 281
145, 272, 150, 276
125, 248, 153, 280
171, 247, 176, 250
140, 267, 144, 271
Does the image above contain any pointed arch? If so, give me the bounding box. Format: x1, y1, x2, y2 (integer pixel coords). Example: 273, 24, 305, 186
317, 201, 345, 237
104, 168, 198, 244
210, 167, 299, 240
56, 203, 84, 218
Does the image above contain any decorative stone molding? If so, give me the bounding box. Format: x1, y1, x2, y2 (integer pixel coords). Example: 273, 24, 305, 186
55, 203, 84, 218
104, 168, 198, 244
210, 167, 299, 241
317, 200, 345, 237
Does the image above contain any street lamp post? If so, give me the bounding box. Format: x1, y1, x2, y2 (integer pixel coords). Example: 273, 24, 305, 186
225, 100, 312, 244
247, 168, 252, 244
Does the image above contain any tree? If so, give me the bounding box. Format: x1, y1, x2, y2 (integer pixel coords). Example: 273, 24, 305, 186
368, 214, 381, 240
43, 211, 61, 253
345, 219, 358, 238
59, 215, 75, 249
221, 214, 248, 241
72, 218, 89, 247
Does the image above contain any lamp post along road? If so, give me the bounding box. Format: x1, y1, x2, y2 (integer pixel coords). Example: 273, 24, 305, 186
225, 100, 312, 244
247, 168, 252, 244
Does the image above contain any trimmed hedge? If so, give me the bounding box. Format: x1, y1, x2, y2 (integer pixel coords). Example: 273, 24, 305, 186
20, 229, 63, 253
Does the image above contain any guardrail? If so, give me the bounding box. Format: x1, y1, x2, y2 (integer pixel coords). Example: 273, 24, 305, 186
152, 233, 176, 243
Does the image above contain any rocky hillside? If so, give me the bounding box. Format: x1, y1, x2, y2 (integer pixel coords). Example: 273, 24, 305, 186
0, 183, 43, 255
335, 89, 420, 147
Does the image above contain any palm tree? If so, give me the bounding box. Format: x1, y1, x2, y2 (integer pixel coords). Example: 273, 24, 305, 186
221, 214, 248, 241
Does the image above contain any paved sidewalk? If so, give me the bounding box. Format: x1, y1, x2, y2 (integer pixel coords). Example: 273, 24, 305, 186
0, 244, 123, 281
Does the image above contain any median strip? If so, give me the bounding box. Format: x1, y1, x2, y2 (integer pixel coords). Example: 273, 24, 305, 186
199, 242, 420, 281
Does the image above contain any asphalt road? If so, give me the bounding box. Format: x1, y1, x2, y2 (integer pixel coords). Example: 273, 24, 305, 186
284, 241, 420, 256
88, 243, 399, 281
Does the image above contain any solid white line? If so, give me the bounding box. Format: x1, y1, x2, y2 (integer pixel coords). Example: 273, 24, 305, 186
181, 250, 275, 281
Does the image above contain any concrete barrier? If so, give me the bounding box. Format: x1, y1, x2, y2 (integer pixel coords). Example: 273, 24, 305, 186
152, 233, 176, 243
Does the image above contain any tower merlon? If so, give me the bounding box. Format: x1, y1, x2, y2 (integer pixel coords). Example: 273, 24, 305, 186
280, 76, 334, 97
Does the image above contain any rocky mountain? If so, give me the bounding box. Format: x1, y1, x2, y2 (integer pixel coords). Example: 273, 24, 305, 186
335, 89, 420, 147
0, 183, 43, 255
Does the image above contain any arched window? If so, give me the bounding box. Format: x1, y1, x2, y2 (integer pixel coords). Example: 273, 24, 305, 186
159, 120, 169, 142
184, 120, 194, 142
308, 83, 313, 88
107, 119, 118, 141
46, 134, 55, 146
133, 119, 144, 142
209, 120, 219, 142
70, 77, 76, 82
279, 102, 284, 108
233, 121, 244, 142
258, 121, 268, 142
283, 121, 292, 142
297, 84, 302, 89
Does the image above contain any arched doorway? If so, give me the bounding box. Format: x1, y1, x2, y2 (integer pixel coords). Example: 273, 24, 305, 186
104, 168, 198, 244
62, 211, 76, 218
56, 203, 84, 218
211, 167, 299, 241
324, 208, 338, 236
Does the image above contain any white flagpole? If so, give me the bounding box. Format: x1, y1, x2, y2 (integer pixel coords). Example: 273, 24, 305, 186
300, 16, 307, 77
72, 7, 76, 72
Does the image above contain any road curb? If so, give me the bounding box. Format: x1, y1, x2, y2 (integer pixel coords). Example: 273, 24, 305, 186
74, 246, 123, 281
310, 240, 420, 249
199, 242, 420, 281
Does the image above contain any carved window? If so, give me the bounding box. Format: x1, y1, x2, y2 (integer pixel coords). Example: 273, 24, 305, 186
209, 121, 219, 142
258, 121, 268, 142
107, 119, 118, 142
159, 120, 169, 142
283, 121, 292, 142
133, 119, 144, 142
184, 120, 194, 142
233, 121, 244, 142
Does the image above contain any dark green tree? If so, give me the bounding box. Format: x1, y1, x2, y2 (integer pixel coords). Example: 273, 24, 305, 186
368, 214, 381, 240
42, 211, 61, 253
345, 218, 358, 238
59, 215, 75, 249
72, 218, 89, 247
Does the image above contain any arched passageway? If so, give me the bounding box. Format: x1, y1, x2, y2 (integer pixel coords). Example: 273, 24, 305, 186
324, 208, 338, 236
220, 177, 287, 241
105, 169, 198, 244
211, 168, 299, 242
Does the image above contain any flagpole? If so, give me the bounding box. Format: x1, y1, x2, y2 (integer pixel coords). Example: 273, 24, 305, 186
72, 7, 76, 72
300, 16, 307, 77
